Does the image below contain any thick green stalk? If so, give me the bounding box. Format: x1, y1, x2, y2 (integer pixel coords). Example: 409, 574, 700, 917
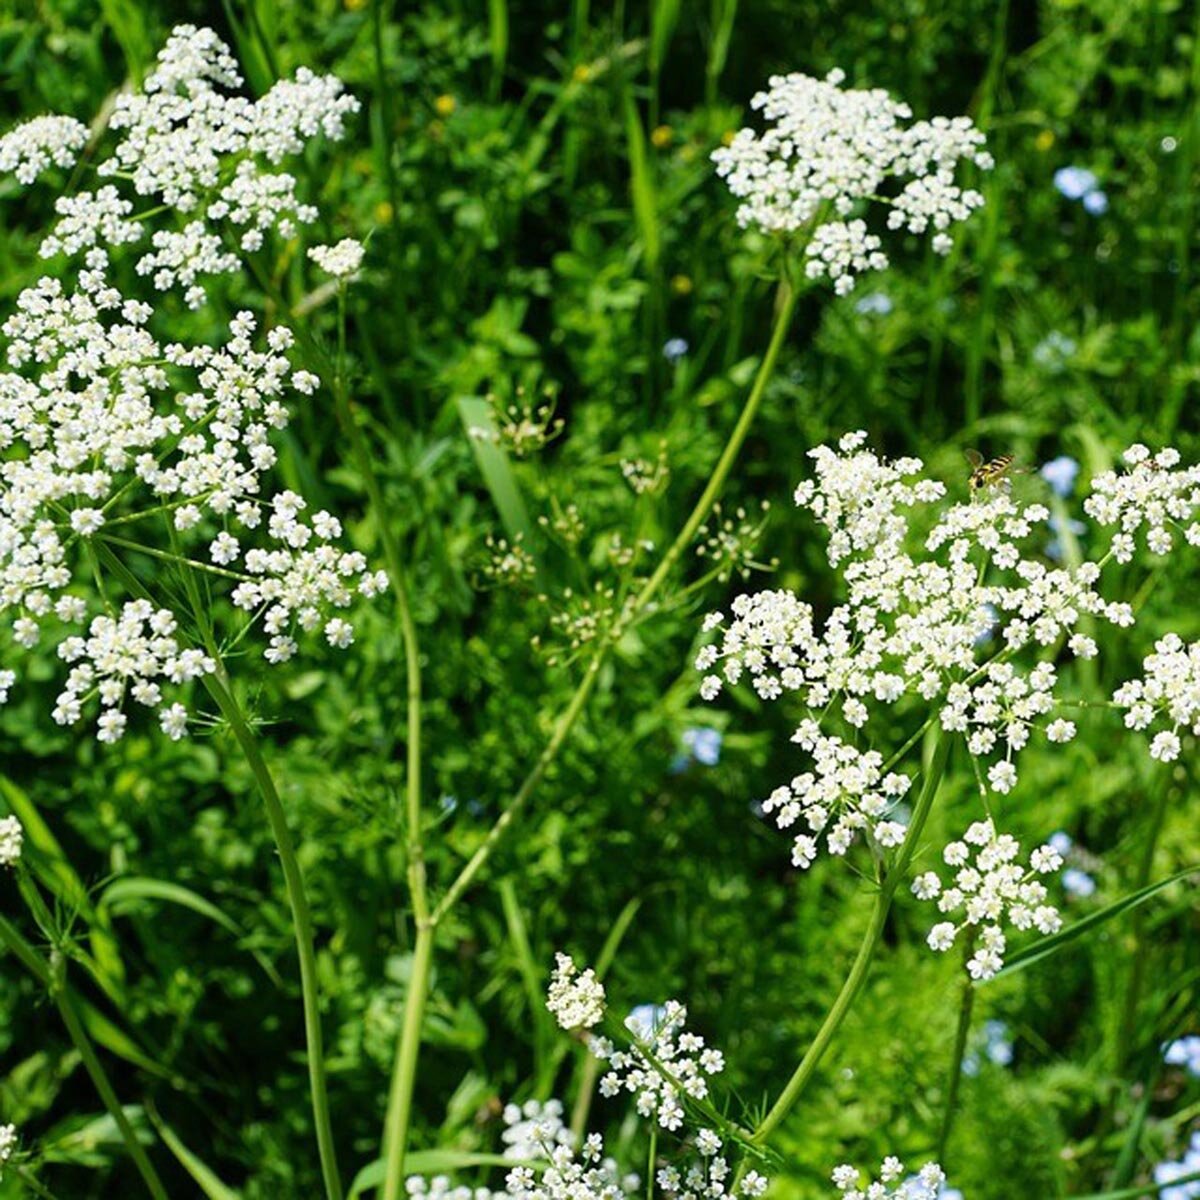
751, 730, 951, 1145
0, 916, 168, 1200
202, 670, 344, 1200
936, 931, 979, 1162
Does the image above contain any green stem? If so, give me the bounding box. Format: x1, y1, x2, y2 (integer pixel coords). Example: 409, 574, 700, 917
432, 280, 800, 926
380, 921, 434, 1200
201, 670, 344, 1200
378, 277, 799, 1197
936, 931, 978, 1162
0, 918, 168, 1200
750, 730, 951, 1145
14, 1167, 65, 1200
1115, 771, 1173, 1069
55, 984, 169, 1200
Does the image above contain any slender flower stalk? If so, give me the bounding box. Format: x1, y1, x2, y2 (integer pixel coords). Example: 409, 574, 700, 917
750, 730, 950, 1146
201, 667, 345, 1200
376, 280, 801, 1196
935, 931, 979, 1162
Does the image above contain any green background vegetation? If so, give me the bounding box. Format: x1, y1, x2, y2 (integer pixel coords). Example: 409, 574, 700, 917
0, 0, 1198, 1196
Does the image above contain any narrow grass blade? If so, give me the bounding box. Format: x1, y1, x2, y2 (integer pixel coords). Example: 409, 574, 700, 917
457, 396, 535, 549
649, 0, 682, 78
100, 876, 283, 987
624, 93, 660, 270
989, 866, 1200, 981
1071, 1169, 1200, 1199
148, 1105, 242, 1200
488, 0, 509, 96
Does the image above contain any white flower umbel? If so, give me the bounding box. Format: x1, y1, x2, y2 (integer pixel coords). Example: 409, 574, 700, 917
914, 819, 1063, 980
309, 239, 365, 279
1113, 633, 1200, 763
593, 999, 725, 1131
697, 432, 1131, 867
500, 1099, 575, 1161
0, 30, 385, 743
655, 1130, 769, 1200
0, 115, 89, 185
505, 1134, 638, 1200
0, 1122, 15, 1173
1084, 445, 1200, 562
713, 69, 991, 291
831, 1159, 949, 1200
0, 815, 22, 866
546, 953, 606, 1030
14, 24, 359, 305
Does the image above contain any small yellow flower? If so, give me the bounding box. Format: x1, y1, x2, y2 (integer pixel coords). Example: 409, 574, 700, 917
434, 94, 457, 118
670, 274, 693, 296
375, 200, 394, 225
1035, 129, 1055, 152
344, 0, 367, 9
651, 124, 673, 149
720, 129, 736, 147
572, 63, 592, 84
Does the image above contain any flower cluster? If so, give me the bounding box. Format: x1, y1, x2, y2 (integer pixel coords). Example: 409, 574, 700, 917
656, 1130, 768, 1200
593, 1000, 725, 1131
914, 819, 1063, 979
0, 30, 384, 743
1164, 1035, 1200, 1077
1084, 445, 1200, 562
761, 721, 912, 868
308, 239, 365, 279
499, 1099, 575, 1161
546, 953, 606, 1030
41, 25, 359, 303
505, 1134, 638, 1200
0, 1122, 15, 1174
0, 816, 21, 867
1114, 634, 1200, 763
713, 69, 990, 292
0, 116, 88, 185
697, 432, 1131, 868
831, 1158, 951, 1200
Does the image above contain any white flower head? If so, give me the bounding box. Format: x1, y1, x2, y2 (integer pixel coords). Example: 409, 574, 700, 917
0, 816, 23, 867
915, 820, 1063, 980
713, 69, 990, 291
546, 953, 606, 1030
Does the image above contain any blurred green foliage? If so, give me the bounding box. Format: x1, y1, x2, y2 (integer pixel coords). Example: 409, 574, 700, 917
0, 0, 1198, 1197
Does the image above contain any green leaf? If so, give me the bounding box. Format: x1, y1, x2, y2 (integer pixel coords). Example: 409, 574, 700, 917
349, 1152, 524, 1199
649, 0, 682, 76
99, 876, 283, 987
147, 1105, 242, 1200
594, 896, 642, 979
488, 0, 509, 94
989, 866, 1200, 981
457, 396, 535, 549
1070, 1168, 1200, 1199
0, 776, 127, 996
624, 94, 660, 270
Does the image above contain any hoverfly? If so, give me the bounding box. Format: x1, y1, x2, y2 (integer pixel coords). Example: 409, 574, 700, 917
965, 449, 1025, 494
